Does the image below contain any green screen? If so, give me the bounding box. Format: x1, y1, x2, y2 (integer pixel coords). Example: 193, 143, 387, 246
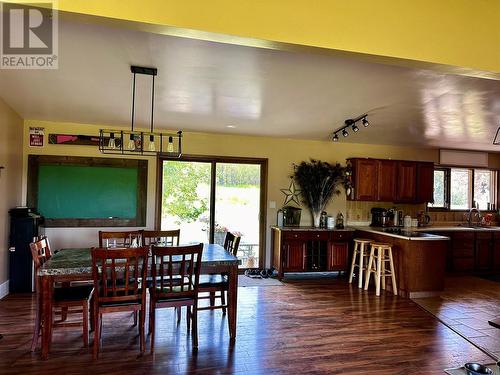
38, 165, 138, 219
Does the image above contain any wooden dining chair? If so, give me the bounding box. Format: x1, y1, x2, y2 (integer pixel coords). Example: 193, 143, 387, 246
149, 243, 203, 353
198, 232, 240, 315
98, 230, 142, 248
142, 229, 180, 246
91, 247, 149, 359
30, 237, 94, 352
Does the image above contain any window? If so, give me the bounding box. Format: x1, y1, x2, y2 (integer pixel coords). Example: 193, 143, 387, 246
428, 167, 498, 211
450, 169, 471, 210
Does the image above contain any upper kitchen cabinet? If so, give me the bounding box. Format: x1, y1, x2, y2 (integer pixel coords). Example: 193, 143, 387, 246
395, 161, 417, 203
416, 162, 435, 203
348, 158, 435, 203
348, 158, 378, 201
377, 160, 396, 201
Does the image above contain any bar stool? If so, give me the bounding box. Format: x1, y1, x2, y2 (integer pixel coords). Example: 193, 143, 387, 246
348, 239, 372, 288
364, 242, 397, 296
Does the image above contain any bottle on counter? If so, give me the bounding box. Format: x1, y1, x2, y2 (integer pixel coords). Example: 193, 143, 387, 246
403, 215, 412, 228
277, 209, 284, 227
336, 212, 344, 229
320, 211, 328, 228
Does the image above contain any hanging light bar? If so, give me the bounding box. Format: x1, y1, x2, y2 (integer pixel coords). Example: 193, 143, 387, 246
330, 114, 370, 143
99, 66, 183, 157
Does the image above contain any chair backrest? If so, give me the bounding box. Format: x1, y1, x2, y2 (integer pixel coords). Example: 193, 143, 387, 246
91, 247, 149, 305
30, 236, 52, 270
150, 243, 203, 300
223, 232, 241, 256
142, 229, 180, 247
98, 230, 142, 248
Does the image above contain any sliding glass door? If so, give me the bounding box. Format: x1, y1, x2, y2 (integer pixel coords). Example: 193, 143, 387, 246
159, 156, 266, 268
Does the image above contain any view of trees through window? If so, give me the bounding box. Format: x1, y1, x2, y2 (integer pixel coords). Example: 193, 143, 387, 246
161, 160, 262, 268
429, 167, 497, 211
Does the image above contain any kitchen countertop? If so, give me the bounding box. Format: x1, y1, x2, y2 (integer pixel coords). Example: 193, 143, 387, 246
270, 226, 355, 232
354, 226, 449, 241
413, 225, 500, 232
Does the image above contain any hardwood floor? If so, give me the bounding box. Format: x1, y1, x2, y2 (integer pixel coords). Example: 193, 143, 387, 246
413, 275, 500, 359
0, 277, 494, 374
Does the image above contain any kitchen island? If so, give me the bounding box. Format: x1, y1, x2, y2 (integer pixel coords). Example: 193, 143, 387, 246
354, 227, 449, 298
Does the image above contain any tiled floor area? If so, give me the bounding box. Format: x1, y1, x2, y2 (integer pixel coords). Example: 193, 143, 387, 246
413, 276, 500, 359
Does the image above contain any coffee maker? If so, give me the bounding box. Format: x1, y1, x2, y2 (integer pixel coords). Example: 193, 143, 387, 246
370, 207, 389, 227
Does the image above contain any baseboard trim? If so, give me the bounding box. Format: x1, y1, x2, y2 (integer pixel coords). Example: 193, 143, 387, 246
0, 280, 9, 300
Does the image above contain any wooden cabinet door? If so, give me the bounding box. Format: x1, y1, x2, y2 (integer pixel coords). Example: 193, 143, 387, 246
475, 233, 493, 271
395, 161, 417, 203
283, 241, 306, 272
452, 232, 475, 272
377, 160, 396, 201
494, 233, 500, 270
327, 242, 348, 271
416, 162, 434, 203
351, 159, 378, 201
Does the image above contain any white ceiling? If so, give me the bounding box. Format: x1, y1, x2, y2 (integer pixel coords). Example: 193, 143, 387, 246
1, 17, 500, 151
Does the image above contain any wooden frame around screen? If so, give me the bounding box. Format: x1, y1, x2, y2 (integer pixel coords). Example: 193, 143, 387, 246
27, 155, 147, 227
156, 154, 268, 269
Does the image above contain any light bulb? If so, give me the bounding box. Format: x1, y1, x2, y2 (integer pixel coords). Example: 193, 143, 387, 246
342, 129, 349, 137
167, 136, 174, 153
148, 134, 156, 152
362, 118, 370, 127
332, 133, 339, 142
352, 124, 359, 132
108, 133, 116, 149
128, 134, 135, 151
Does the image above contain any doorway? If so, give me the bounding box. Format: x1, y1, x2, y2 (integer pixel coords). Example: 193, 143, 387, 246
157, 155, 267, 268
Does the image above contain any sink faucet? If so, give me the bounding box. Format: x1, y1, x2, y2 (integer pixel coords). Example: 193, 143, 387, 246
467, 207, 482, 227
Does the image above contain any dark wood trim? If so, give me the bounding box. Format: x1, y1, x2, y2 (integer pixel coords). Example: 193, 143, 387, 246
27, 155, 147, 228
156, 154, 268, 269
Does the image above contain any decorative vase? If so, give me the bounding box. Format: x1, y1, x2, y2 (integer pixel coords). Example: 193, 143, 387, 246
312, 210, 322, 228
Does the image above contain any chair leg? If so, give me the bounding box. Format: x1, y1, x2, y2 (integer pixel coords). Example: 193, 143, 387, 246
221, 291, 227, 315
89, 295, 95, 332
83, 301, 89, 347
92, 306, 100, 360
358, 244, 365, 289
133, 311, 138, 327
150, 304, 156, 354
31, 290, 42, 352
61, 306, 68, 322
186, 306, 191, 330
139, 309, 145, 355
381, 249, 386, 291
348, 242, 358, 283
364, 247, 375, 290
148, 297, 153, 335
177, 306, 181, 323
375, 248, 382, 296
209, 291, 215, 307
192, 304, 198, 349
388, 248, 398, 295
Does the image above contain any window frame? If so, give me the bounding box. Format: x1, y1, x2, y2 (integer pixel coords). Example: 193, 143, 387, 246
428, 165, 499, 212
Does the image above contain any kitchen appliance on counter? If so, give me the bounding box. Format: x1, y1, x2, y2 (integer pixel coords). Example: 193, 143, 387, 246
282, 206, 302, 227
370, 207, 389, 227
417, 211, 431, 227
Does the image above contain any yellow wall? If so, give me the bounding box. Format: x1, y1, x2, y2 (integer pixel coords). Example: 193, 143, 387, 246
51, 0, 500, 74
0, 99, 23, 290
23, 119, 443, 265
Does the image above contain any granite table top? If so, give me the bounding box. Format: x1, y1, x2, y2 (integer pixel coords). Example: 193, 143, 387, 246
39, 244, 240, 276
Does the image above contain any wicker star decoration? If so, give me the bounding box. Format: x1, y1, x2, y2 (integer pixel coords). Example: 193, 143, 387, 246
280, 179, 301, 206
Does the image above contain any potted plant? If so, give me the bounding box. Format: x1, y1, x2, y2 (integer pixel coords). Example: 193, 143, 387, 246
293, 159, 349, 227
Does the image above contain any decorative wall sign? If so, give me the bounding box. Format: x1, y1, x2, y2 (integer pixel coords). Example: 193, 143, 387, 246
29, 127, 45, 147
280, 179, 301, 206
48, 133, 115, 146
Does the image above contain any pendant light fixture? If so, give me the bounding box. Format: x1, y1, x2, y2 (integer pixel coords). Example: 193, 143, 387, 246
99, 66, 183, 157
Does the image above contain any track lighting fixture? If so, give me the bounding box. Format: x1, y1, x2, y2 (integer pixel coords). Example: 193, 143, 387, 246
330, 114, 370, 143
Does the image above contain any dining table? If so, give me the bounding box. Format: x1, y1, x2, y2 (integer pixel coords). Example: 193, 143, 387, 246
38, 243, 240, 360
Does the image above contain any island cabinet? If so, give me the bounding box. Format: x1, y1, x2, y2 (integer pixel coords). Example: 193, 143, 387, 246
347, 158, 434, 203
271, 227, 354, 280
494, 233, 500, 271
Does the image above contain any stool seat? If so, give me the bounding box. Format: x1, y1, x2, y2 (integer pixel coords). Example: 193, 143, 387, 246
370, 242, 391, 248
353, 238, 372, 243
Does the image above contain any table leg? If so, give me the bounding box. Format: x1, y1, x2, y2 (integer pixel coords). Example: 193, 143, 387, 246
41, 275, 53, 360
227, 264, 238, 340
